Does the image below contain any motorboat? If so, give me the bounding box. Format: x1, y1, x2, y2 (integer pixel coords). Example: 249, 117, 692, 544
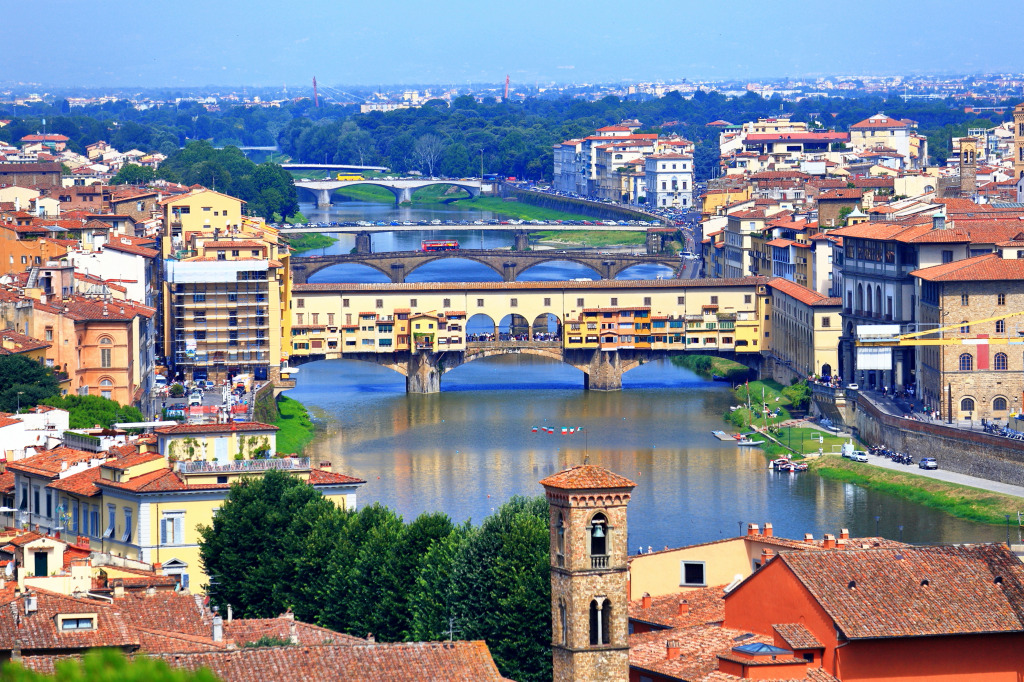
737, 438, 765, 446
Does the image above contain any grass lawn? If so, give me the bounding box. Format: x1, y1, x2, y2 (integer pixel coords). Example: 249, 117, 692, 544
286, 233, 337, 253
672, 355, 752, 381
809, 455, 1024, 525
273, 396, 317, 455
458, 197, 593, 222
531, 230, 647, 248
763, 427, 857, 458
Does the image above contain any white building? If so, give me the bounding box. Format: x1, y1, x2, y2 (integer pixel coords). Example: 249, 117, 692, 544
66, 233, 159, 308
0, 406, 70, 462
644, 153, 694, 208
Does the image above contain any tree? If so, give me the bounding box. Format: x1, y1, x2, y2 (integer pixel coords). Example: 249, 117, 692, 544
412, 134, 446, 176
42, 395, 143, 429
111, 163, 156, 185
0, 648, 219, 681
0, 355, 59, 413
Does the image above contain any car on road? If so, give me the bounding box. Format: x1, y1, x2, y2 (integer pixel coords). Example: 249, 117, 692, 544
848, 450, 869, 463
918, 457, 938, 470
187, 395, 203, 407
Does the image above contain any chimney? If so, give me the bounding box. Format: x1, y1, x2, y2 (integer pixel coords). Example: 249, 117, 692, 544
823, 534, 836, 550
932, 210, 946, 231
319, 461, 332, 472
747, 523, 760, 537
112, 580, 125, 599
761, 548, 774, 561
212, 610, 223, 642
803, 533, 814, 542
666, 640, 683, 660
641, 592, 651, 609
763, 522, 773, 537
153, 562, 162, 572
288, 620, 298, 645
836, 538, 847, 550
839, 528, 850, 540
227, 604, 233, 623
366, 633, 375, 643
678, 600, 689, 616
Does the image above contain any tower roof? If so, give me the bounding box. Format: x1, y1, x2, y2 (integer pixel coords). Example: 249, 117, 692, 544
539, 465, 636, 491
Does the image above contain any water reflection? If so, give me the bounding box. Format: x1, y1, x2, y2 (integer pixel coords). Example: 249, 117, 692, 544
290, 355, 1006, 549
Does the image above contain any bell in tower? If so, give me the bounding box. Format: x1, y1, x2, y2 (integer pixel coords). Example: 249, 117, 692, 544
540, 464, 636, 682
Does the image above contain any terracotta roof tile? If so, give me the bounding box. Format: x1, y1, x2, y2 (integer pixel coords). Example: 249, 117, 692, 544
629, 586, 726, 630
0, 588, 138, 652
154, 422, 278, 435
911, 253, 1024, 282
776, 544, 1024, 639
224, 617, 365, 647
539, 465, 636, 491
7, 447, 100, 478
773, 623, 823, 649
47, 468, 103, 497
307, 469, 366, 486
295, 278, 770, 293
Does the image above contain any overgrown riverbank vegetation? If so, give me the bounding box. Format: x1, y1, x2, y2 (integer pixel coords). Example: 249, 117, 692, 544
285, 232, 337, 253
809, 455, 1023, 525
272, 396, 318, 455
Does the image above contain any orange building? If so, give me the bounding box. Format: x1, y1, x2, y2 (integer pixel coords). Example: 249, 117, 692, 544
0, 223, 69, 277
721, 544, 1024, 681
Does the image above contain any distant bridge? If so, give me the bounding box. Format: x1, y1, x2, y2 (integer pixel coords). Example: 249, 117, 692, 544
283, 163, 389, 173
294, 177, 482, 207
291, 249, 687, 283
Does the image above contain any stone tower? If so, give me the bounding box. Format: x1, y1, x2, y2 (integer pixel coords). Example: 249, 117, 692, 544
539, 465, 636, 682
959, 136, 977, 196
1015, 103, 1024, 179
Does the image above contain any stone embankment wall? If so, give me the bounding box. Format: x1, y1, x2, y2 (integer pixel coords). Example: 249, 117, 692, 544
499, 186, 662, 223
252, 382, 280, 424
851, 394, 1024, 486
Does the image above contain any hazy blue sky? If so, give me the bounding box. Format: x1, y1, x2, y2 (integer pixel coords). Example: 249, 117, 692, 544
4, 0, 1021, 89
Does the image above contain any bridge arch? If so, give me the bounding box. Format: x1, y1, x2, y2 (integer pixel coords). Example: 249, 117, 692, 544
297, 259, 395, 284
498, 313, 531, 339
467, 313, 498, 340
516, 258, 603, 280
614, 262, 677, 280
609, 259, 681, 279
404, 256, 505, 282
532, 313, 562, 341
328, 182, 403, 204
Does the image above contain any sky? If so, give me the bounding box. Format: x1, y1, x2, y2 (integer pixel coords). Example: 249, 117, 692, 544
3, 0, 1023, 90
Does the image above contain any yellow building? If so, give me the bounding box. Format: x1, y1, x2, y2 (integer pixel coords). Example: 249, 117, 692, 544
161, 188, 292, 384
765, 277, 842, 383
154, 422, 278, 461
0, 328, 51, 363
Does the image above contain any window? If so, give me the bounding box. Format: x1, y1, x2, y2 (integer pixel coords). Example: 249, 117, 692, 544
376, 299, 383, 309
296, 299, 304, 308
61, 617, 96, 631
410, 299, 417, 307
681, 561, 707, 586
677, 296, 684, 305
994, 397, 1008, 411
161, 512, 185, 545
643, 297, 651, 306
961, 293, 969, 306
942, 250, 954, 264
45, 327, 53, 341
959, 353, 973, 371
589, 598, 611, 645
104, 505, 115, 538
342, 298, 349, 308
45, 490, 52, 518
559, 600, 568, 646
327, 313, 335, 326
443, 298, 451, 308
609, 298, 617, 306
960, 321, 970, 333
544, 298, 551, 307
296, 313, 303, 325
577, 298, 585, 307
997, 320, 1006, 334
961, 397, 975, 412
90, 506, 99, 537
995, 352, 1008, 370
710, 296, 718, 305
589, 513, 607, 559
231, 250, 240, 257
998, 293, 1006, 306
121, 508, 133, 543
193, 293, 206, 303
311, 313, 319, 325
477, 299, 485, 307
744, 294, 752, 304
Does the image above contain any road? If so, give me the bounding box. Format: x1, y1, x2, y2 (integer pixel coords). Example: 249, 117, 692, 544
857, 453, 1024, 499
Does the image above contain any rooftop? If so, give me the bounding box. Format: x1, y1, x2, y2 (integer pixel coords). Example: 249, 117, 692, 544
539, 465, 636, 491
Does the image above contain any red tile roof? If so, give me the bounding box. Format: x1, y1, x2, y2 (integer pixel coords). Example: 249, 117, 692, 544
629, 586, 726, 630
47, 467, 103, 497
224, 617, 365, 647
773, 623, 823, 650
767, 278, 841, 307
774, 544, 1024, 639
96, 468, 228, 493
7, 447, 100, 478
154, 422, 278, 435
0, 329, 50, 355
539, 465, 636, 491
0, 588, 139, 652
307, 469, 366, 486
910, 253, 1024, 281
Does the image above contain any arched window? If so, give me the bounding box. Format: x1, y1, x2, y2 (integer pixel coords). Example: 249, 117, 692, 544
995, 353, 1008, 370
559, 600, 568, 646
589, 513, 607, 559
99, 337, 113, 344
589, 598, 611, 645
556, 513, 565, 559
959, 353, 973, 371
960, 321, 970, 333
961, 397, 975, 413
99, 379, 113, 387
994, 397, 1008, 411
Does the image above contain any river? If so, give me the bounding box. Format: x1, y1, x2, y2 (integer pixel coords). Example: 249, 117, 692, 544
287, 198, 1008, 549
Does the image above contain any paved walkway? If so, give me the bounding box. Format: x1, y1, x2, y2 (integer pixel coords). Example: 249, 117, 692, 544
858, 454, 1024, 500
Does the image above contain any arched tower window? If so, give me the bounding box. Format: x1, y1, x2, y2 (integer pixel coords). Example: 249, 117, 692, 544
961, 397, 975, 412
589, 512, 607, 559
959, 353, 973, 371
995, 353, 1008, 370
994, 397, 1008, 411
589, 598, 611, 645
556, 513, 566, 566
559, 600, 568, 646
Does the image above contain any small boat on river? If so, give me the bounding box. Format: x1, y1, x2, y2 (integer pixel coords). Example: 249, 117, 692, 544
737, 438, 765, 446
770, 457, 808, 472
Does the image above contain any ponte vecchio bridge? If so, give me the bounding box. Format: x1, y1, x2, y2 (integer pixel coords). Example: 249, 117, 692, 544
286, 277, 770, 393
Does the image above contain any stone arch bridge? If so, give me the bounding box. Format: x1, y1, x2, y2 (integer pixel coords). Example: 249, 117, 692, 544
291, 249, 683, 283
294, 178, 482, 207
289, 343, 761, 394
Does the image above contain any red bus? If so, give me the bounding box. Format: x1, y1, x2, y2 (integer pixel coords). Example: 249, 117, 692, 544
421, 240, 459, 252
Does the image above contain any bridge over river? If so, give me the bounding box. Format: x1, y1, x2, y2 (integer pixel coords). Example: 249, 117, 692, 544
291, 249, 687, 283
286, 277, 769, 392
294, 178, 483, 207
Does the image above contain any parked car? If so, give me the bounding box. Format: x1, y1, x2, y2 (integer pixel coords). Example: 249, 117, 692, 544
848, 450, 869, 463
188, 395, 203, 407
918, 457, 938, 470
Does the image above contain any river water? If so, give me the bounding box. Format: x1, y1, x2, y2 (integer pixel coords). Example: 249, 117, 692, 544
288, 199, 1008, 549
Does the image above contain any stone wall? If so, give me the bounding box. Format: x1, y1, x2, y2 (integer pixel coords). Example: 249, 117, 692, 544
852, 394, 1024, 486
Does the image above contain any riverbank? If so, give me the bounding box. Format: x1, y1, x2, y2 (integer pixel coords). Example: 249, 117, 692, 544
273, 396, 317, 455
532, 230, 646, 248
809, 455, 1023, 525
285, 232, 337, 253
454, 196, 593, 222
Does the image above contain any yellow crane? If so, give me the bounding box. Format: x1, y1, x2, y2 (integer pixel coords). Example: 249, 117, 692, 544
855, 310, 1024, 347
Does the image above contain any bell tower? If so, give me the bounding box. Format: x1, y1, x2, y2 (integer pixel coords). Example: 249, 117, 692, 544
959, 136, 977, 196
540, 465, 636, 682
1014, 103, 1024, 180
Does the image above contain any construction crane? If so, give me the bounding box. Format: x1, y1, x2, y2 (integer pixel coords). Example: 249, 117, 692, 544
855, 310, 1024, 348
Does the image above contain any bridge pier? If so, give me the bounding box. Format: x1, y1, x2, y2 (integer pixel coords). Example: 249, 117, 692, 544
407, 352, 442, 394
502, 262, 518, 282
315, 188, 332, 208
583, 350, 623, 391
646, 230, 662, 255
513, 230, 530, 251
397, 188, 413, 205
355, 231, 373, 254
390, 263, 406, 283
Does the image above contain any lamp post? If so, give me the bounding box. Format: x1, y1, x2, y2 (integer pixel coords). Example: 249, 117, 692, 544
898, 524, 904, 542
874, 515, 880, 537
16, 391, 24, 414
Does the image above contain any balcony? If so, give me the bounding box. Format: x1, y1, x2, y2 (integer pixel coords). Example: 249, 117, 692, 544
178, 457, 310, 475
591, 554, 609, 569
